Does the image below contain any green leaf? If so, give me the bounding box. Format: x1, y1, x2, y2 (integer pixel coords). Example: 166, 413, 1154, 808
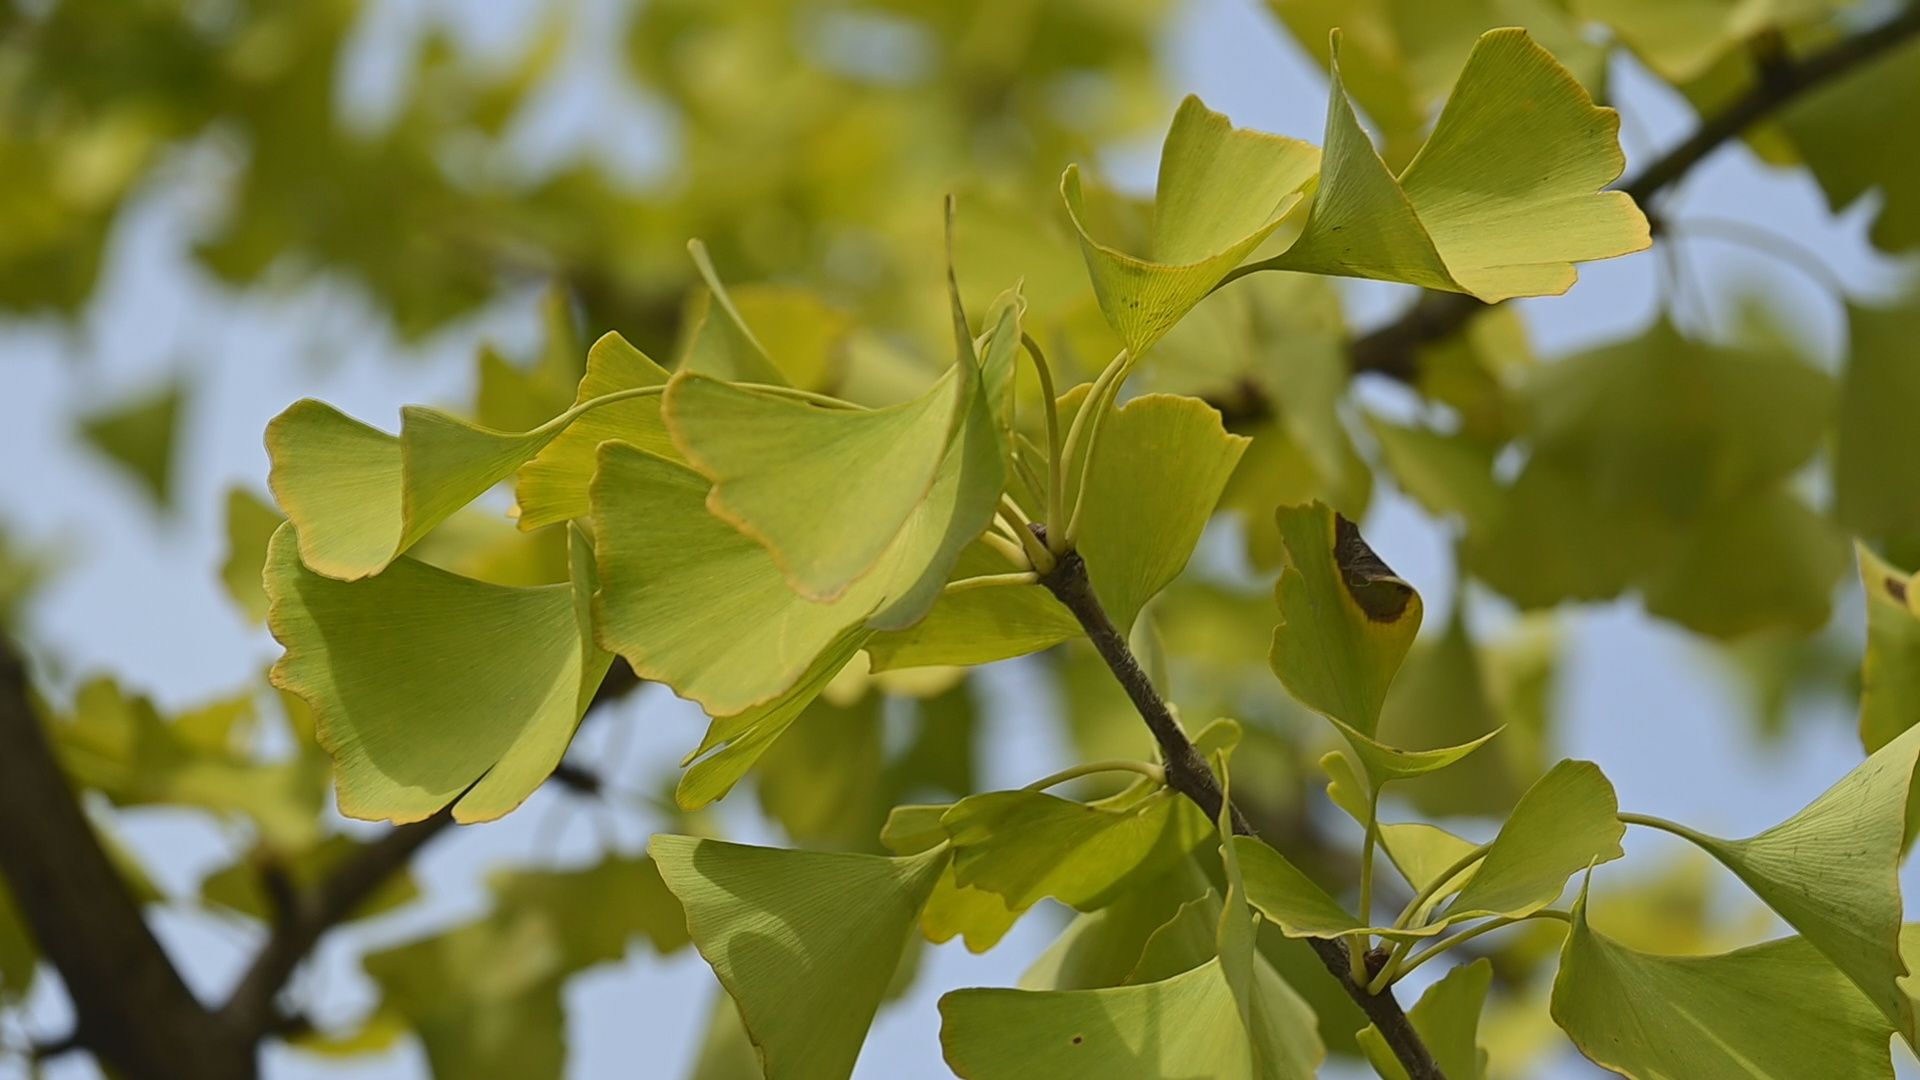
1327, 715, 1500, 790
591, 444, 876, 716
941, 782, 1213, 915
1365, 417, 1503, 532
1378, 609, 1532, 816
1550, 881, 1895, 1080
80, 380, 181, 505
868, 392, 1248, 670
266, 378, 660, 581
513, 331, 674, 531
1636, 720, 1920, 1042
1858, 546, 1920, 753
678, 240, 792, 386
1269, 502, 1422, 737
264, 523, 612, 823
1256, 28, 1648, 301
1239, 760, 1623, 938
1781, 35, 1920, 254
1835, 300, 1920, 559
651, 835, 948, 1080
663, 275, 1013, 626
1020, 860, 1215, 991
1358, 957, 1492, 1080
219, 486, 284, 623
1062, 95, 1318, 357
201, 835, 419, 924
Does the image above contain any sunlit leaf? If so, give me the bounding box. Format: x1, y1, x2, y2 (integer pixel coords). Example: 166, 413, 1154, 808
264, 523, 612, 823
513, 331, 674, 531
1062, 95, 1317, 357
1254, 29, 1648, 301
220, 486, 283, 623
1550, 880, 1895, 1079
1637, 719, 1920, 1041
652, 835, 947, 1080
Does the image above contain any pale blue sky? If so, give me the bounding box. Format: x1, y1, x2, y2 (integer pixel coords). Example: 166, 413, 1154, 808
1, 0, 1914, 1077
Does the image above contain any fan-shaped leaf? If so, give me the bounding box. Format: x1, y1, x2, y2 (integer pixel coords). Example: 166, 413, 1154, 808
651, 836, 948, 1080
1062, 96, 1318, 357
264, 523, 611, 823
513, 331, 673, 531
1550, 881, 1894, 1079
1358, 957, 1492, 1080
1858, 546, 1920, 753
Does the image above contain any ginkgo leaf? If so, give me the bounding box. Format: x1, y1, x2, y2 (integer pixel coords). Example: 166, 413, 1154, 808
941, 754, 1322, 1080
220, 486, 283, 623
941, 782, 1214, 915
678, 239, 791, 386
201, 834, 419, 924
267, 382, 661, 581
1551, 881, 1895, 1080
1858, 546, 1920, 753
869, 393, 1248, 671
1062, 95, 1318, 357
1327, 714, 1500, 789
1322, 749, 1484, 898
651, 835, 948, 1080
1633, 719, 1920, 1042
1358, 957, 1492, 1080
1238, 760, 1622, 939
1269, 502, 1422, 737
80, 380, 181, 505
264, 523, 612, 823
1835, 301, 1920, 559
664, 276, 1013, 620
1783, 36, 1920, 254
513, 331, 674, 531
1253, 28, 1649, 301
1020, 861, 1215, 991
591, 444, 876, 716
673, 631, 868, 811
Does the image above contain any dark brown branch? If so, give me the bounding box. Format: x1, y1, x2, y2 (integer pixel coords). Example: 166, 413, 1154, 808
0, 637, 252, 1080
1039, 552, 1445, 1080
1333, 4, 1920, 387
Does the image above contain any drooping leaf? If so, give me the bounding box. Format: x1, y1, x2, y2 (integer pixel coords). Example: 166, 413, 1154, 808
1550, 881, 1895, 1079
1858, 546, 1920, 753
513, 331, 674, 531
264, 523, 612, 823
1358, 957, 1492, 1080
1269, 502, 1422, 737
1061, 95, 1318, 357
1636, 719, 1920, 1041
651, 835, 948, 1080
1253, 28, 1649, 301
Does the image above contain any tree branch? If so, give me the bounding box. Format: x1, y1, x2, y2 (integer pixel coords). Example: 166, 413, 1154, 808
0, 636, 252, 1080
1039, 552, 1446, 1080
1330, 4, 1920, 387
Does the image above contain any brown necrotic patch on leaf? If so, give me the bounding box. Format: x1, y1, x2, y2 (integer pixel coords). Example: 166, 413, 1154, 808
1335, 514, 1414, 622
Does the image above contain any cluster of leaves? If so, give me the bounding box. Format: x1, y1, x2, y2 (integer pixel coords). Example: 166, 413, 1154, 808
9, 0, 1920, 1078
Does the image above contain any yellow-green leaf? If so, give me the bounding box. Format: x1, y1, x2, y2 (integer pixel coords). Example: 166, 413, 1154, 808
1858, 546, 1920, 753
1256, 28, 1649, 301
1062, 95, 1318, 357
651, 835, 948, 1080
1550, 881, 1894, 1079
1358, 957, 1492, 1080
513, 331, 674, 531
264, 523, 611, 823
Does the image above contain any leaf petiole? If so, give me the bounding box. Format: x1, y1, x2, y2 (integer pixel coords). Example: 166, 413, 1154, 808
1020, 759, 1166, 793
1059, 349, 1131, 551
1019, 333, 1067, 551
945, 571, 1040, 594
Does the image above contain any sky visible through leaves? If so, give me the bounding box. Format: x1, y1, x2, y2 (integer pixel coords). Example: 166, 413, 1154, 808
1, 0, 1918, 1077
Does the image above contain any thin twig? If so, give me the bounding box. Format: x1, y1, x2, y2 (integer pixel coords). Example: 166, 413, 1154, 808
1038, 551, 1446, 1080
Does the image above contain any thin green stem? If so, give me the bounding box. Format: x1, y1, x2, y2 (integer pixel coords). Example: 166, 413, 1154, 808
1381, 909, 1572, 989
1020, 333, 1067, 547
979, 530, 1029, 568
997, 501, 1056, 573
1352, 787, 1383, 987
1021, 759, 1166, 793
1618, 811, 1713, 845
540, 383, 667, 434
1055, 350, 1127, 550
946, 571, 1040, 594
1391, 843, 1492, 931
728, 382, 862, 409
